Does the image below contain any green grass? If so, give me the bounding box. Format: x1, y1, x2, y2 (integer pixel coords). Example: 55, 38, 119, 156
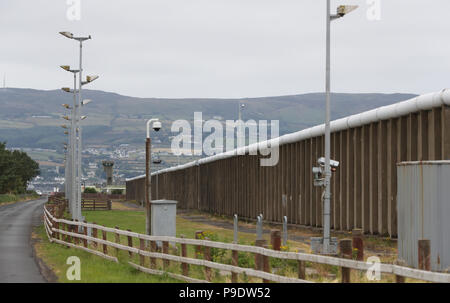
0, 193, 39, 205
34, 225, 180, 283
36, 207, 406, 283
36, 209, 264, 283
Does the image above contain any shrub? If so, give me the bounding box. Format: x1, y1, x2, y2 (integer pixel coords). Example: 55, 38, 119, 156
84, 187, 97, 194
111, 189, 123, 195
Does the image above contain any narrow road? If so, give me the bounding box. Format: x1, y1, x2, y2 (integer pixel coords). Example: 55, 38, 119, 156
0, 198, 47, 283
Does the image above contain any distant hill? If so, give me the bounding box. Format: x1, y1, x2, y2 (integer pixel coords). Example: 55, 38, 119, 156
0, 87, 416, 150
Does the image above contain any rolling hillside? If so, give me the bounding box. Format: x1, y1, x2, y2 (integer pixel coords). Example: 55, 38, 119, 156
0, 87, 416, 150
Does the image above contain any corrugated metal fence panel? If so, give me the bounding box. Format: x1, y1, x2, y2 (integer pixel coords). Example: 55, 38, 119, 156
397, 161, 450, 271
126, 104, 450, 239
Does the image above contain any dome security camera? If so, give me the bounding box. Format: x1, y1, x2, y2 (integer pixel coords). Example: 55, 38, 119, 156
153, 121, 162, 132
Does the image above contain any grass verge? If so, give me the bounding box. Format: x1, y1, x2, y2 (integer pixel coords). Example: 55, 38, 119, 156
33, 224, 179, 283
0, 193, 40, 205
35, 205, 420, 283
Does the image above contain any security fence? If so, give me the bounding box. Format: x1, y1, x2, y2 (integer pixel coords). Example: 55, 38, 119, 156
127, 90, 450, 238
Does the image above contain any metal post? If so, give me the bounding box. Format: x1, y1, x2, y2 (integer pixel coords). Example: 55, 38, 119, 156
323, 0, 332, 254
233, 214, 238, 243
145, 137, 152, 236
76, 40, 83, 222
71, 73, 77, 219
282, 215, 288, 246
256, 214, 263, 240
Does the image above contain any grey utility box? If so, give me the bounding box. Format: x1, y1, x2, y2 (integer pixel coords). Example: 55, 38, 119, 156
397, 161, 450, 271
151, 200, 178, 246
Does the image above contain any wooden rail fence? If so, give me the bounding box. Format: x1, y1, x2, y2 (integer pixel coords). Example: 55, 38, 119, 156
43, 204, 450, 283
81, 198, 111, 210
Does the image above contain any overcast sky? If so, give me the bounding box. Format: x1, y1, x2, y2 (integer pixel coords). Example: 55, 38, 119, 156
0, 0, 449, 98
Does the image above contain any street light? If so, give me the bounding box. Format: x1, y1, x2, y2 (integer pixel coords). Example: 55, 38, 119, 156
84, 75, 99, 84
320, 1, 358, 255
59, 31, 74, 39
145, 118, 161, 237
60, 31, 94, 222
61, 66, 79, 218
238, 101, 246, 147
81, 99, 92, 106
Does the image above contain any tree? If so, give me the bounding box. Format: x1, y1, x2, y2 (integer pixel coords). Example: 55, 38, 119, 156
0, 142, 40, 194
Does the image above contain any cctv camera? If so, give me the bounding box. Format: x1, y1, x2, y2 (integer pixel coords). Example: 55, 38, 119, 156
153, 121, 162, 132
330, 159, 340, 168
317, 157, 340, 168
318, 157, 325, 166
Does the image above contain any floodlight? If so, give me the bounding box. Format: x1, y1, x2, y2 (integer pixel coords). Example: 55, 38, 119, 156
337, 5, 358, 17
59, 31, 74, 39
81, 99, 92, 106
86, 75, 99, 83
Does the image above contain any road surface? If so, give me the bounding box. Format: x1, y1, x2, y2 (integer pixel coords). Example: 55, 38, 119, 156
0, 198, 47, 283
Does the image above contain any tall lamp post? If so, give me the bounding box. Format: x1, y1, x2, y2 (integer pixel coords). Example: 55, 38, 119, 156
61, 124, 71, 211
322, 2, 358, 254
238, 102, 246, 148
60, 31, 97, 221
145, 119, 161, 236
61, 66, 78, 217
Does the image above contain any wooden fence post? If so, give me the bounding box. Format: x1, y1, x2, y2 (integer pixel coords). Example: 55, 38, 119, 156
418, 239, 431, 271
83, 221, 88, 248
114, 226, 120, 257
102, 230, 108, 255
74, 220, 79, 245
298, 260, 306, 280
262, 244, 271, 283
162, 241, 169, 269
195, 231, 203, 259
127, 229, 133, 258
352, 229, 364, 261
254, 239, 266, 271
232, 250, 239, 283
140, 238, 146, 266
204, 242, 212, 282
92, 222, 98, 249
61, 222, 68, 245
394, 259, 407, 283
181, 235, 189, 277
67, 223, 72, 244
150, 241, 156, 269
339, 239, 352, 283
270, 230, 281, 251
55, 222, 60, 240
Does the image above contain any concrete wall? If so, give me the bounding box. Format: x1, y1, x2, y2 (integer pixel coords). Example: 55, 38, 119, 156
127, 101, 450, 238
